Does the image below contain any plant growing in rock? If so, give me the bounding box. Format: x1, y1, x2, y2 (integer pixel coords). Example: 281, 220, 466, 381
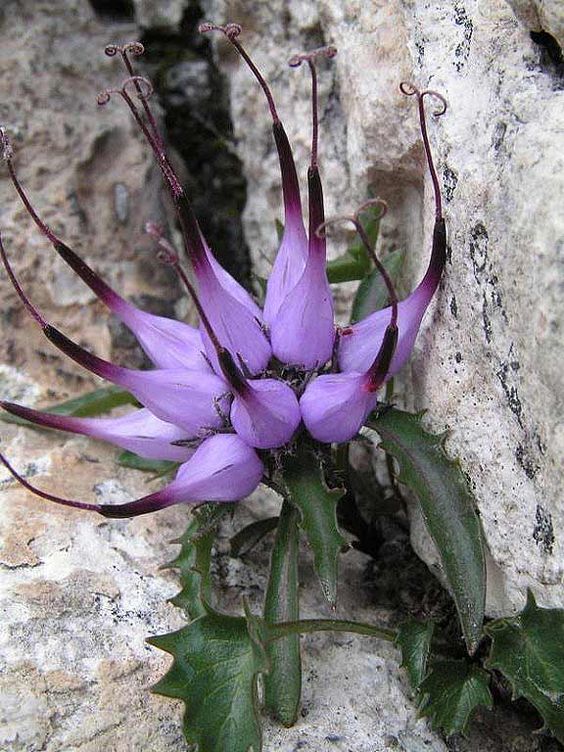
1, 23, 562, 752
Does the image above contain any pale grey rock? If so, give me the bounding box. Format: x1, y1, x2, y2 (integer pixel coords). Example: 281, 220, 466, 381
133, 0, 188, 31
204, 0, 563, 614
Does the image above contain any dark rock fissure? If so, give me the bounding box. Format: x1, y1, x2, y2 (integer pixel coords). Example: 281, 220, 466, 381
88, 0, 135, 22
140, 3, 252, 288
530, 30, 564, 83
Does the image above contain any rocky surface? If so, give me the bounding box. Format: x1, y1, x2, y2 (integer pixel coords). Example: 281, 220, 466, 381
203, 0, 563, 615
0, 0, 562, 751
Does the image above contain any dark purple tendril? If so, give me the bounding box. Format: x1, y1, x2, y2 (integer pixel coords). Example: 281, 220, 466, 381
199, 22, 280, 124
399, 82, 447, 220
317, 198, 396, 327
104, 41, 164, 150
317, 199, 399, 392
289, 46, 337, 169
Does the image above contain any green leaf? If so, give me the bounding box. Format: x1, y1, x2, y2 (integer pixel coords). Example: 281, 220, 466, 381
485, 590, 564, 742
350, 248, 405, 323
150, 608, 268, 752
263, 500, 302, 726
166, 507, 229, 621
230, 517, 279, 558
396, 619, 435, 690
1, 385, 136, 426
418, 660, 492, 736
117, 450, 177, 475
275, 218, 284, 242
326, 249, 371, 283
282, 448, 346, 606
326, 206, 382, 284
366, 409, 486, 653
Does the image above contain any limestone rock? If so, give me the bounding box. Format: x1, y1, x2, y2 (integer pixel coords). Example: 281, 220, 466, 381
133, 0, 189, 32
204, 0, 563, 614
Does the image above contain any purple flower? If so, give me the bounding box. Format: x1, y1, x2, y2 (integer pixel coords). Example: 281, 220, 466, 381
0, 30, 446, 517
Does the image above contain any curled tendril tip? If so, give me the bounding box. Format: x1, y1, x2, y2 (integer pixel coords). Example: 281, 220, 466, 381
198, 22, 242, 40
288, 45, 338, 68
97, 76, 153, 107
399, 82, 447, 117
105, 42, 144, 58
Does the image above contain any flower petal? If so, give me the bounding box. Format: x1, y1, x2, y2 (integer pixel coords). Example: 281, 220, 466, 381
339, 219, 446, 374
230, 378, 301, 449
196, 259, 272, 375
0, 433, 263, 518
56, 240, 208, 370
263, 122, 308, 324
300, 372, 377, 444
104, 433, 263, 516
0, 402, 194, 462
165, 194, 271, 374
269, 167, 335, 368
43, 327, 229, 436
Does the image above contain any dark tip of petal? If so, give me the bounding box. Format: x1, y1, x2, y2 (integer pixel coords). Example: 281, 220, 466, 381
43, 325, 127, 384
429, 217, 447, 282
218, 349, 247, 393
307, 166, 325, 240
0, 233, 47, 328
0, 451, 174, 519
366, 324, 399, 392
272, 121, 302, 217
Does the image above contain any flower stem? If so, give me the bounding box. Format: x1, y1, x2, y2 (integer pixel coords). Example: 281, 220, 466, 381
263, 499, 302, 726
268, 618, 397, 643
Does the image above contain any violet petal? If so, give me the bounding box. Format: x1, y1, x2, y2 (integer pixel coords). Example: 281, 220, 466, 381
43, 240, 209, 371
43, 327, 229, 436
102, 433, 264, 517
230, 378, 301, 449
269, 168, 334, 368
0, 433, 263, 519
339, 220, 446, 374
263, 122, 308, 324
300, 372, 377, 444
0, 402, 194, 462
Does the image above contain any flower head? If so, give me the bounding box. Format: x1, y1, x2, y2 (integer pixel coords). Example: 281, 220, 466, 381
0, 30, 446, 517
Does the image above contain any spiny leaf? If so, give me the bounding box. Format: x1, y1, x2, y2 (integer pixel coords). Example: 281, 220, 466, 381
282, 448, 346, 606
263, 501, 301, 726
1, 385, 136, 426
366, 409, 486, 654
485, 590, 564, 742
396, 619, 435, 690
351, 248, 405, 323
150, 608, 268, 752
117, 450, 177, 476
418, 660, 492, 736
167, 505, 232, 620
